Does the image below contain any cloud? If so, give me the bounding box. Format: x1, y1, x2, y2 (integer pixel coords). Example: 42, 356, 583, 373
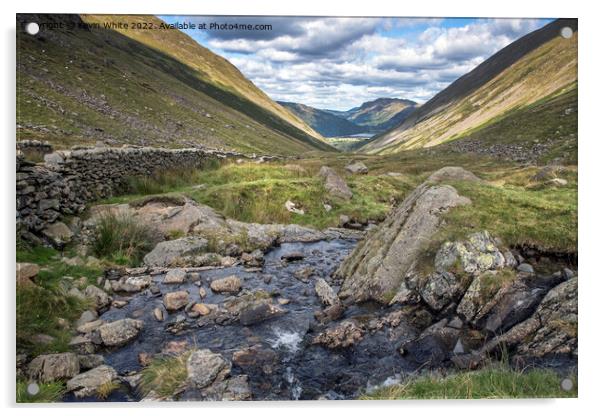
163, 16, 549, 110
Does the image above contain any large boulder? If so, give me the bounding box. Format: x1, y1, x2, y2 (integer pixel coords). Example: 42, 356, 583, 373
186, 349, 231, 389
319, 166, 352, 200
27, 352, 80, 382
143, 237, 209, 267
337, 168, 479, 304
66, 365, 118, 398
97, 318, 144, 347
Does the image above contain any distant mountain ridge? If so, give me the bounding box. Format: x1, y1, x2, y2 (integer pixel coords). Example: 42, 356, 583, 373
281, 97, 417, 138
361, 18, 578, 154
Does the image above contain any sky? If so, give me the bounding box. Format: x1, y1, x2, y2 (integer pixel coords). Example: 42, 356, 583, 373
159, 16, 551, 111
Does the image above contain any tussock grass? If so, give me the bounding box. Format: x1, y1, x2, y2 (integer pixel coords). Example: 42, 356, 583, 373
363, 365, 577, 399
139, 352, 191, 398
16, 379, 65, 403
91, 212, 158, 266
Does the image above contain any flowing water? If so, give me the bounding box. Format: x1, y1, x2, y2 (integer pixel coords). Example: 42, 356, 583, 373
67, 238, 422, 401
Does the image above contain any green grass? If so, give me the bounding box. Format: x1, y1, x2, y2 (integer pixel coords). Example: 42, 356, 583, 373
139, 352, 191, 398
363, 366, 577, 399
16, 379, 66, 403
90, 212, 159, 266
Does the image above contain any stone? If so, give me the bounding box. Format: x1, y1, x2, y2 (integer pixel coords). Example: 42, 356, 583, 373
186, 349, 231, 389
345, 161, 369, 174
319, 166, 352, 200
31, 333, 55, 345
97, 318, 144, 347
198, 287, 207, 298
27, 352, 80, 382
119, 275, 152, 292
112, 300, 128, 308
76, 310, 98, 327
241, 249, 264, 267
143, 237, 209, 267
210, 276, 241, 294
16, 262, 39, 287
164, 268, 187, 284
163, 291, 189, 311
312, 320, 365, 348
192, 303, 214, 316
232, 345, 278, 373
69, 335, 96, 354
77, 319, 104, 334
314, 278, 338, 306
427, 166, 482, 183
153, 307, 164, 321
337, 170, 474, 304
41, 221, 74, 248
293, 266, 314, 282
517, 263, 535, 274
78, 354, 105, 370
66, 365, 118, 398
239, 300, 286, 326
284, 200, 304, 215
283, 251, 305, 262
84, 285, 111, 310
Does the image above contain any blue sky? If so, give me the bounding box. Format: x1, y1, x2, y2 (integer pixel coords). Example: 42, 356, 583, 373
159, 16, 551, 110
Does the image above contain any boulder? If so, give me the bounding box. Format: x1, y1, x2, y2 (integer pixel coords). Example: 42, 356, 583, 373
164, 268, 187, 284
314, 278, 338, 306
312, 320, 365, 348
319, 166, 352, 200
16, 262, 39, 287
97, 318, 144, 347
345, 161, 368, 174
41, 221, 74, 248
238, 300, 286, 326
210, 276, 241, 294
116, 275, 152, 292
143, 237, 209, 267
337, 169, 476, 304
78, 354, 105, 370
163, 291, 189, 311
27, 352, 80, 382
186, 349, 231, 389
426, 166, 482, 183
76, 310, 99, 327
84, 285, 111, 310
66, 365, 118, 398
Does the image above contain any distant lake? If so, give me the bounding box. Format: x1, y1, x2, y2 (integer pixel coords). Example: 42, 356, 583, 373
348, 133, 374, 139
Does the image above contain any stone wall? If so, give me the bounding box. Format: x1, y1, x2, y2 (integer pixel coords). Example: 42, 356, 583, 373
16, 146, 242, 237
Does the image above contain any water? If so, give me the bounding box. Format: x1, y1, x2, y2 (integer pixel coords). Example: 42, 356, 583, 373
74, 239, 420, 401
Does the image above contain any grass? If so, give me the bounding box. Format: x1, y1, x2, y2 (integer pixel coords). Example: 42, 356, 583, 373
139, 352, 191, 398
16, 379, 66, 403
90, 212, 159, 266
363, 365, 577, 399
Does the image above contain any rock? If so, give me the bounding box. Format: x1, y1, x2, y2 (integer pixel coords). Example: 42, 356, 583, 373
314, 303, 345, 324
16, 262, 39, 287
241, 249, 264, 267
278, 298, 290, 305
112, 299, 128, 308
143, 237, 209, 267
76, 310, 98, 328
293, 266, 314, 282
312, 320, 365, 348
31, 333, 55, 345
282, 251, 305, 262
163, 291, 189, 311
69, 334, 96, 354
314, 278, 338, 306
27, 352, 80, 382
345, 161, 368, 174
78, 354, 105, 370
84, 285, 111, 310
239, 301, 286, 326
517, 263, 535, 274
198, 287, 207, 298
66, 365, 118, 398
232, 345, 278, 373
427, 166, 482, 183
337, 169, 475, 304
400, 319, 460, 365
77, 319, 104, 334
319, 166, 352, 200
210, 276, 241, 294
548, 178, 568, 186
284, 200, 304, 215
97, 318, 143, 347
162, 340, 190, 355
339, 215, 350, 227
41, 221, 74, 248
138, 352, 154, 367
191, 303, 214, 316
186, 349, 231, 389
164, 268, 187, 284
153, 307, 164, 321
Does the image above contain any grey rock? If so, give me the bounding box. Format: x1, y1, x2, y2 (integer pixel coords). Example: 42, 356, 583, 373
186, 349, 231, 389
97, 318, 144, 347
517, 263, 535, 274
76, 310, 99, 327
66, 365, 118, 398
84, 285, 111, 310
143, 237, 209, 267
41, 221, 74, 248
314, 278, 338, 306
319, 166, 352, 200
312, 320, 365, 348
345, 161, 369, 174
28, 352, 80, 382
78, 354, 105, 370
239, 300, 286, 326
210, 276, 241, 294
163, 291, 189, 311
164, 268, 187, 284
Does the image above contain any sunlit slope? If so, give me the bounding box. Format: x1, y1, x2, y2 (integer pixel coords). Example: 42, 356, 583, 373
361, 19, 577, 154
17, 14, 332, 154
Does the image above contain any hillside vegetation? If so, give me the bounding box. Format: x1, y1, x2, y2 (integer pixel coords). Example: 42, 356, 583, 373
362, 19, 577, 154
17, 14, 332, 154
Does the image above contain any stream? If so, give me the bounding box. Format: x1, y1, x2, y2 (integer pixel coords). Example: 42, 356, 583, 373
65, 238, 421, 401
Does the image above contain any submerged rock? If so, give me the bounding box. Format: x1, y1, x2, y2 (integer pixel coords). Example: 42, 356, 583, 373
238, 301, 286, 326
312, 320, 365, 349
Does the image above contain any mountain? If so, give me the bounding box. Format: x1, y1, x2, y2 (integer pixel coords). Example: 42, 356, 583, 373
16, 14, 333, 155
361, 18, 578, 154
277, 101, 367, 137
342, 98, 417, 131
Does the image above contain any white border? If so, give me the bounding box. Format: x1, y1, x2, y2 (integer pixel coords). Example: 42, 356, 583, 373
2, 1, 600, 415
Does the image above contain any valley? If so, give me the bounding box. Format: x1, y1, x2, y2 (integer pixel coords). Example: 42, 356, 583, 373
15, 15, 578, 403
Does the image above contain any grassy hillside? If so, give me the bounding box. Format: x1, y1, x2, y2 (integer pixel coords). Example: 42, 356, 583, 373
16, 14, 333, 154
362, 19, 577, 154
278, 101, 367, 137
345, 98, 417, 131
